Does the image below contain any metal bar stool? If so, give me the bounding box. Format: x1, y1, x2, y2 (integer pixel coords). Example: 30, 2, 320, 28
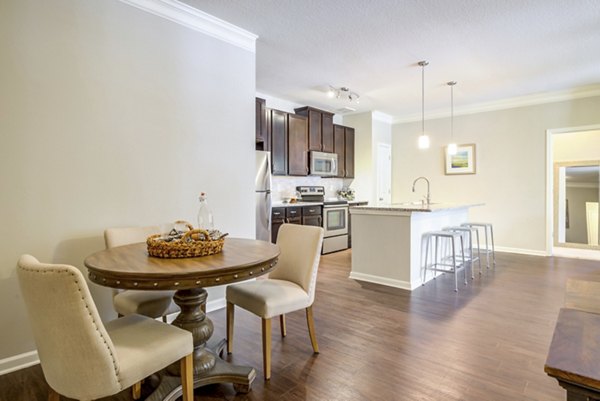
461, 223, 495, 268
444, 226, 482, 277
422, 231, 467, 292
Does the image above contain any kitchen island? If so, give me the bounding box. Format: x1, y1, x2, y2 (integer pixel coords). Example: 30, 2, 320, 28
349, 203, 482, 290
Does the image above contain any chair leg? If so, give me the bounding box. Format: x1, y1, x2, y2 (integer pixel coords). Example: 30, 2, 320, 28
47, 388, 60, 401
280, 314, 287, 337
306, 306, 319, 354
262, 318, 272, 380
132, 381, 142, 400
180, 353, 194, 401
227, 302, 234, 354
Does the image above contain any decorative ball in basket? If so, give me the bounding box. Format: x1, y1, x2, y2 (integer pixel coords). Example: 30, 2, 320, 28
147, 221, 228, 258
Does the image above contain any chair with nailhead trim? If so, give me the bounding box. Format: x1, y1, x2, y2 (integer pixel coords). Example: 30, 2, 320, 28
17, 255, 194, 401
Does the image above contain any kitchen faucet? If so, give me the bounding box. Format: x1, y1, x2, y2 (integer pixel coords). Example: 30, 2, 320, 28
412, 176, 431, 205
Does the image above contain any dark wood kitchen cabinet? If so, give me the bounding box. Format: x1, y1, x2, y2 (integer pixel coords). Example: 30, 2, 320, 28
285, 207, 302, 224
270, 109, 287, 175
333, 124, 346, 178
332, 124, 355, 179
321, 112, 334, 152
271, 206, 321, 243
271, 207, 285, 243
302, 206, 322, 227
344, 127, 355, 178
255, 97, 269, 151
295, 106, 334, 153
287, 114, 308, 176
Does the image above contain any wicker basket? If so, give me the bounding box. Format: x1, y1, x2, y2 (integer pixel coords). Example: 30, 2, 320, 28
147, 222, 225, 258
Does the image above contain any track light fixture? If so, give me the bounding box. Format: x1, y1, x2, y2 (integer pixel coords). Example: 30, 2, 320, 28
327, 86, 360, 104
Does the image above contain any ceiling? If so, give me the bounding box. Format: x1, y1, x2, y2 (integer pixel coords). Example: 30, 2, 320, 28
186, 0, 600, 120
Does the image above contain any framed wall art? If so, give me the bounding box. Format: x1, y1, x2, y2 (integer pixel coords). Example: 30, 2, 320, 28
445, 144, 476, 175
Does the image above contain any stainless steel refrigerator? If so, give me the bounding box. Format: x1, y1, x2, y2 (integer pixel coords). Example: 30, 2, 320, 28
255, 151, 272, 242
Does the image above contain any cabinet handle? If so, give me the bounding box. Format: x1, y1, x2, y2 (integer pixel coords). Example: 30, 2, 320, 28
309, 209, 315, 213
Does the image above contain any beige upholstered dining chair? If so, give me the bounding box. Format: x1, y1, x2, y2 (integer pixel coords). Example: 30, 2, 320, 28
226, 223, 324, 380
17, 255, 194, 401
104, 226, 179, 320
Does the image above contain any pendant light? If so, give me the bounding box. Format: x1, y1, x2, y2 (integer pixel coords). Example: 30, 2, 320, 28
418, 61, 430, 149
447, 81, 457, 155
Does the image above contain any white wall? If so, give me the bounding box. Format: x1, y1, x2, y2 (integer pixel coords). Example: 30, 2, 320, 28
0, 0, 255, 363
554, 130, 600, 162
343, 112, 393, 204
392, 96, 600, 253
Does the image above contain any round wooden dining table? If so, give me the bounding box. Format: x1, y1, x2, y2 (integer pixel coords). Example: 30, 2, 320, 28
84, 238, 280, 401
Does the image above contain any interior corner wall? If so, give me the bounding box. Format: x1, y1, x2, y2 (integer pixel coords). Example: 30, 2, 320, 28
0, 0, 255, 362
343, 113, 374, 203
392, 96, 600, 253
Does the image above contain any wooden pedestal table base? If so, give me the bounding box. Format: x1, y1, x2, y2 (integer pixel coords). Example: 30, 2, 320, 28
145, 288, 255, 401
84, 238, 280, 401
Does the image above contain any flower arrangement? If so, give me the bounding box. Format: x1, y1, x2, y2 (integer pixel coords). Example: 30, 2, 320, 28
337, 187, 355, 201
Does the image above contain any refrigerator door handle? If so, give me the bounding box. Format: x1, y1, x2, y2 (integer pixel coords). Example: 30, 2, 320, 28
265, 192, 271, 228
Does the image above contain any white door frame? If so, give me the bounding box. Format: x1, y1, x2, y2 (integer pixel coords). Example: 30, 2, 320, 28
546, 124, 600, 257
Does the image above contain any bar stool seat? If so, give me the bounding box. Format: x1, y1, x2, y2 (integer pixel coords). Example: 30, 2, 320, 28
422, 230, 467, 292
444, 226, 482, 277
461, 222, 495, 268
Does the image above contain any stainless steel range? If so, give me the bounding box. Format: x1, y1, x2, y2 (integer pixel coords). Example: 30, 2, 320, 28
297, 186, 349, 254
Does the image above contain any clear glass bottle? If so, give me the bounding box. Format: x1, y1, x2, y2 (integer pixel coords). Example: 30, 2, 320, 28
197, 192, 214, 230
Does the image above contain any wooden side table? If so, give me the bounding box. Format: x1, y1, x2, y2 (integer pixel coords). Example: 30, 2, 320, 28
545, 308, 600, 401
85, 238, 280, 401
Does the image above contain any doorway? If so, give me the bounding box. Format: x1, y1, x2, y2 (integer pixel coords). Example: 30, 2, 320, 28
547, 126, 600, 259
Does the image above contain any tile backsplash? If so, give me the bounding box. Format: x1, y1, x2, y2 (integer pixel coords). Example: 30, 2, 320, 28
272, 176, 350, 202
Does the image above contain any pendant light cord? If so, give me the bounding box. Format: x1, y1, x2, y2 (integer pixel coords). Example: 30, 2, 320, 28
421, 63, 425, 135
450, 83, 454, 141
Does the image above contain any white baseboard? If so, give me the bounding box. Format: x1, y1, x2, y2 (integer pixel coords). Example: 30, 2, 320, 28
349, 272, 414, 290
494, 246, 549, 257
553, 247, 600, 261
2, 298, 229, 376
0, 350, 39, 376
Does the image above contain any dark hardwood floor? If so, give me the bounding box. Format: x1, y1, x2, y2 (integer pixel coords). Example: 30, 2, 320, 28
2, 250, 599, 401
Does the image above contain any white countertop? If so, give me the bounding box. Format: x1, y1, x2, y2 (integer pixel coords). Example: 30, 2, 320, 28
351, 202, 483, 213
272, 201, 323, 208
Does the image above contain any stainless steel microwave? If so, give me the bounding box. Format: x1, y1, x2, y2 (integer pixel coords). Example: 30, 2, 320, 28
310, 151, 338, 177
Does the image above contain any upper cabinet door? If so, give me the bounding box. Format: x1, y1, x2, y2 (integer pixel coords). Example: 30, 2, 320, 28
255, 98, 268, 150
271, 109, 287, 175
321, 113, 334, 153
344, 127, 355, 178
288, 114, 309, 176
307, 109, 322, 151
333, 124, 346, 178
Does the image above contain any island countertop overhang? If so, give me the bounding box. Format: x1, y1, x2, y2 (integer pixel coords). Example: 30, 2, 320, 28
350, 202, 484, 215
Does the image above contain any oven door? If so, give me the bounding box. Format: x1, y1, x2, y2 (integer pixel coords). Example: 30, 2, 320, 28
323, 206, 348, 237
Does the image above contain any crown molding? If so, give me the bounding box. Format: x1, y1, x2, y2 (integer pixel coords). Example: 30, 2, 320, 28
119, 0, 258, 52
393, 84, 600, 124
